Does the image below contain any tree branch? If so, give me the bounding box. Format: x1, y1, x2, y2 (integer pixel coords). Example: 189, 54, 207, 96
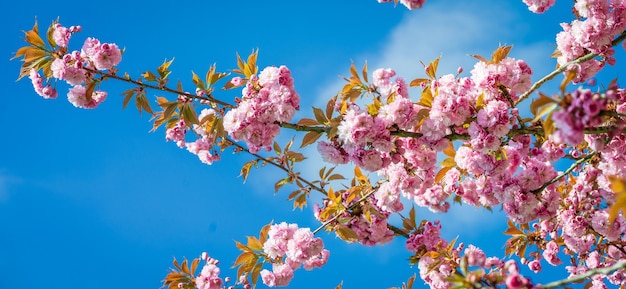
227, 138, 326, 195
531, 152, 596, 194
540, 261, 626, 289
86, 68, 236, 108
516, 29, 626, 106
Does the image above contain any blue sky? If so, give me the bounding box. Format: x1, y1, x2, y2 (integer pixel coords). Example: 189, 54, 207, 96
1, 1, 625, 289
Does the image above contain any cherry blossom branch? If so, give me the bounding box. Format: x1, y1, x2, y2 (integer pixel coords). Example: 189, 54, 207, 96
516, 29, 626, 106
85, 68, 236, 108
540, 261, 626, 289
530, 152, 596, 194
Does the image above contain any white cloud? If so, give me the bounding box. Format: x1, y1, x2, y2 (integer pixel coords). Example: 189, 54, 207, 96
0, 171, 19, 203
301, 1, 558, 234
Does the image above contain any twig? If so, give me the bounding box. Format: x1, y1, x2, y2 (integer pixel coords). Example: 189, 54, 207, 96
227, 138, 325, 195
516, 29, 626, 106
85, 68, 236, 108
531, 152, 596, 194
540, 261, 626, 289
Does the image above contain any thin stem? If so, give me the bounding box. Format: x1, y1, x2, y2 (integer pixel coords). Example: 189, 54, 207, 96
531, 152, 596, 194
227, 138, 326, 195
540, 261, 626, 289
85, 68, 236, 108
516, 29, 626, 106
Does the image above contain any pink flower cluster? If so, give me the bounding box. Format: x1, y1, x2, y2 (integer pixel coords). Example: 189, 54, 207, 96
186, 108, 221, 165
260, 222, 329, 287
556, 0, 626, 82
377, 0, 426, 10
28, 69, 58, 99
552, 88, 609, 145
223, 66, 300, 153
31, 23, 123, 109
522, 0, 556, 13
195, 255, 224, 289
406, 223, 526, 289
523, 164, 626, 288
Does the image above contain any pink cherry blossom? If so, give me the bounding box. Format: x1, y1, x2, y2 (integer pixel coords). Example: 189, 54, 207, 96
67, 85, 107, 109
28, 69, 58, 99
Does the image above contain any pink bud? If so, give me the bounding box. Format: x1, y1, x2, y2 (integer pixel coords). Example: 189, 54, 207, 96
201, 252, 208, 260
457, 67, 463, 74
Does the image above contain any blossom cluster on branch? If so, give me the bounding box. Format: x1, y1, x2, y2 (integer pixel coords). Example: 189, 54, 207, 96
11, 0, 626, 288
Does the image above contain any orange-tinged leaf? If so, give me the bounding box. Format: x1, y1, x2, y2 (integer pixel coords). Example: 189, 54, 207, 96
247, 236, 263, 251
181, 105, 199, 125
296, 118, 319, 126
191, 258, 200, 275
25, 28, 45, 47
157, 58, 174, 79
349, 62, 359, 80
335, 281, 343, 289
418, 86, 434, 108
335, 226, 359, 242
251, 261, 263, 288
326, 96, 337, 120
240, 160, 257, 183
560, 69, 577, 94
313, 107, 328, 124
423, 251, 440, 259
410, 78, 429, 88
274, 177, 291, 193
470, 53, 489, 63
530, 92, 557, 116
435, 167, 452, 184
531, 102, 558, 123
475, 92, 486, 110
259, 222, 272, 243
235, 240, 249, 252
425, 57, 440, 79
286, 151, 306, 162
441, 157, 456, 168
491, 45, 513, 64
503, 226, 524, 236
140, 95, 154, 115
443, 141, 455, 157
608, 176, 626, 224
362, 61, 368, 83
300, 131, 322, 148
544, 111, 556, 136
294, 193, 307, 210
191, 71, 205, 90
181, 259, 190, 275
46, 20, 57, 47
121, 89, 135, 109
328, 174, 345, 181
